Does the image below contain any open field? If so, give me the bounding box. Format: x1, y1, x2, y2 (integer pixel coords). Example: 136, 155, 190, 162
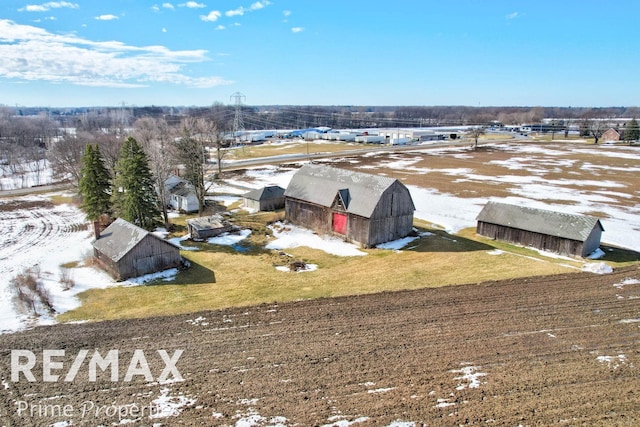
1, 265, 639, 426
47, 140, 640, 324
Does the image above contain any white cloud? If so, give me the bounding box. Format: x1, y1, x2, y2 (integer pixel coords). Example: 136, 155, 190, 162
225, 7, 244, 17
163, 2, 175, 9
291, 27, 304, 33
216, 25, 225, 30
162, 27, 167, 32
180, 1, 205, 8
20, 2, 79, 12
283, 10, 291, 17
506, 11, 520, 20
250, 1, 270, 11
0, 19, 232, 89
94, 14, 119, 21
200, 10, 221, 21
225, 1, 271, 17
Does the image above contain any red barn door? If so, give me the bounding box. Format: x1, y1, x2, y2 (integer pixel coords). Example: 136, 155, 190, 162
332, 212, 347, 235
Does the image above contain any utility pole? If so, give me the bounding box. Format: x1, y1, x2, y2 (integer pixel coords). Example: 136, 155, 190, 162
230, 92, 246, 145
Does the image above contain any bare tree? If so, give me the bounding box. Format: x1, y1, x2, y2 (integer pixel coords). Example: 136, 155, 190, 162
468, 127, 486, 149
133, 117, 177, 228
176, 117, 213, 216
46, 131, 88, 186
585, 119, 609, 145
197, 118, 228, 178
94, 132, 124, 178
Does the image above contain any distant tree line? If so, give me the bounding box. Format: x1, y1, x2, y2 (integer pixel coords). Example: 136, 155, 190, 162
1, 103, 638, 194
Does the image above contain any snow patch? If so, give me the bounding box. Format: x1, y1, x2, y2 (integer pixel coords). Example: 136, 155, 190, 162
367, 387, 396, 394
321, 416, 370, 427
275, 264, 318, 273
451, 364, 487, 390
596, 354, 627, 369
582, 262, 613, 274
266, 223, 367, 257
208, 229, 251, 246
377, 236, 418, 251
149, 387, 196, 419
168, 234, 199, 251
614, 278, 640, 289
587, 248, 606, 259
121, 268, 179, 286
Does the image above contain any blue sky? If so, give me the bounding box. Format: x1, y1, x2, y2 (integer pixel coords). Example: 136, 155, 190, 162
1, 1, 639, 107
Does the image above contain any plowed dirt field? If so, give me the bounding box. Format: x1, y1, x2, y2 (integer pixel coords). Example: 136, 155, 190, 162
1, 266, 639, 426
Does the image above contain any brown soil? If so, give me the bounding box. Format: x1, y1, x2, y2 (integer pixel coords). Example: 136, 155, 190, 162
1, 266, 639, 426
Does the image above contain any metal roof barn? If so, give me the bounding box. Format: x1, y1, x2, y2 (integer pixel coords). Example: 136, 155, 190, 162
243, 186, 285, 211
92, 218, 181, 281
476, 201, 604, 257
284, 164, 415, 247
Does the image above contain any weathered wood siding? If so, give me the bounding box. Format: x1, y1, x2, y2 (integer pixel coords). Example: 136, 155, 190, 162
188, 224, 233, 240
285, 198, 333, 234
260, 196, 285, 211
477, 221, 585, 257
95, 235, 181, 281
94, 248, 121, 280
367, 182, 415, 246
244, 199, 261, 211
285, 179, 414, 247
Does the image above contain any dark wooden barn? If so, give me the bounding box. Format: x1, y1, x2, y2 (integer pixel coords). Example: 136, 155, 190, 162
187, 214, 234, 240
243, 186, 285, 211
476, 201, 604, 257
93, 218, 181, 281
284, 164, 415, 247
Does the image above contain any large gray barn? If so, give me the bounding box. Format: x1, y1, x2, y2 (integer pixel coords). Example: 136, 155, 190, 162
476, 201, 604, 257
93, 218, 181, 281
284, 164, 415, 247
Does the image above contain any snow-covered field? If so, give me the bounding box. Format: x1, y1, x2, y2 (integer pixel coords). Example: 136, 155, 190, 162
1, 142, 638, 334
0, 159, 53, 190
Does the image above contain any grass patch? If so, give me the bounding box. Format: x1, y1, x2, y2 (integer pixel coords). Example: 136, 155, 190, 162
229, 140, 380, 161
60, 261, 80, 269
58, 218, 594, 323
49, 193, 78, 206
57, 142, 640, 323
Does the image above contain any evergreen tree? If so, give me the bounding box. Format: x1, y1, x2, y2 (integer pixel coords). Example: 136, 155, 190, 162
625, 118, 639, 143
78, 144, 112, 221
112, 137, 161, 230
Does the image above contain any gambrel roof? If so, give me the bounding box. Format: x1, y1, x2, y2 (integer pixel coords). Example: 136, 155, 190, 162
93, 218, 178, 262
284, 164, 412, 218
477, 201, 604, 242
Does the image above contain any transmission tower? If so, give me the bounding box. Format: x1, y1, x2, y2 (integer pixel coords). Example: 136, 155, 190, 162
230, 92, 246, 142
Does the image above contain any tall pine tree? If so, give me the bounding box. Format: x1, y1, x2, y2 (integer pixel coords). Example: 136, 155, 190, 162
625, 118, 639, 144
112, 137, 161, 230
78, 144, 112, 221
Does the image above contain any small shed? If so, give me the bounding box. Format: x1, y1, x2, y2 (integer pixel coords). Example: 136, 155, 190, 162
187, 215, 234, 240
284, 164, 415, 247
93, 218, 181, 281
243, 186, 285, 211
476, 201, 604, 257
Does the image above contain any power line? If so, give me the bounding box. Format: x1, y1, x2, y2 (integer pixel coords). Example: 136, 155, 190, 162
230, 92, 246, 139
